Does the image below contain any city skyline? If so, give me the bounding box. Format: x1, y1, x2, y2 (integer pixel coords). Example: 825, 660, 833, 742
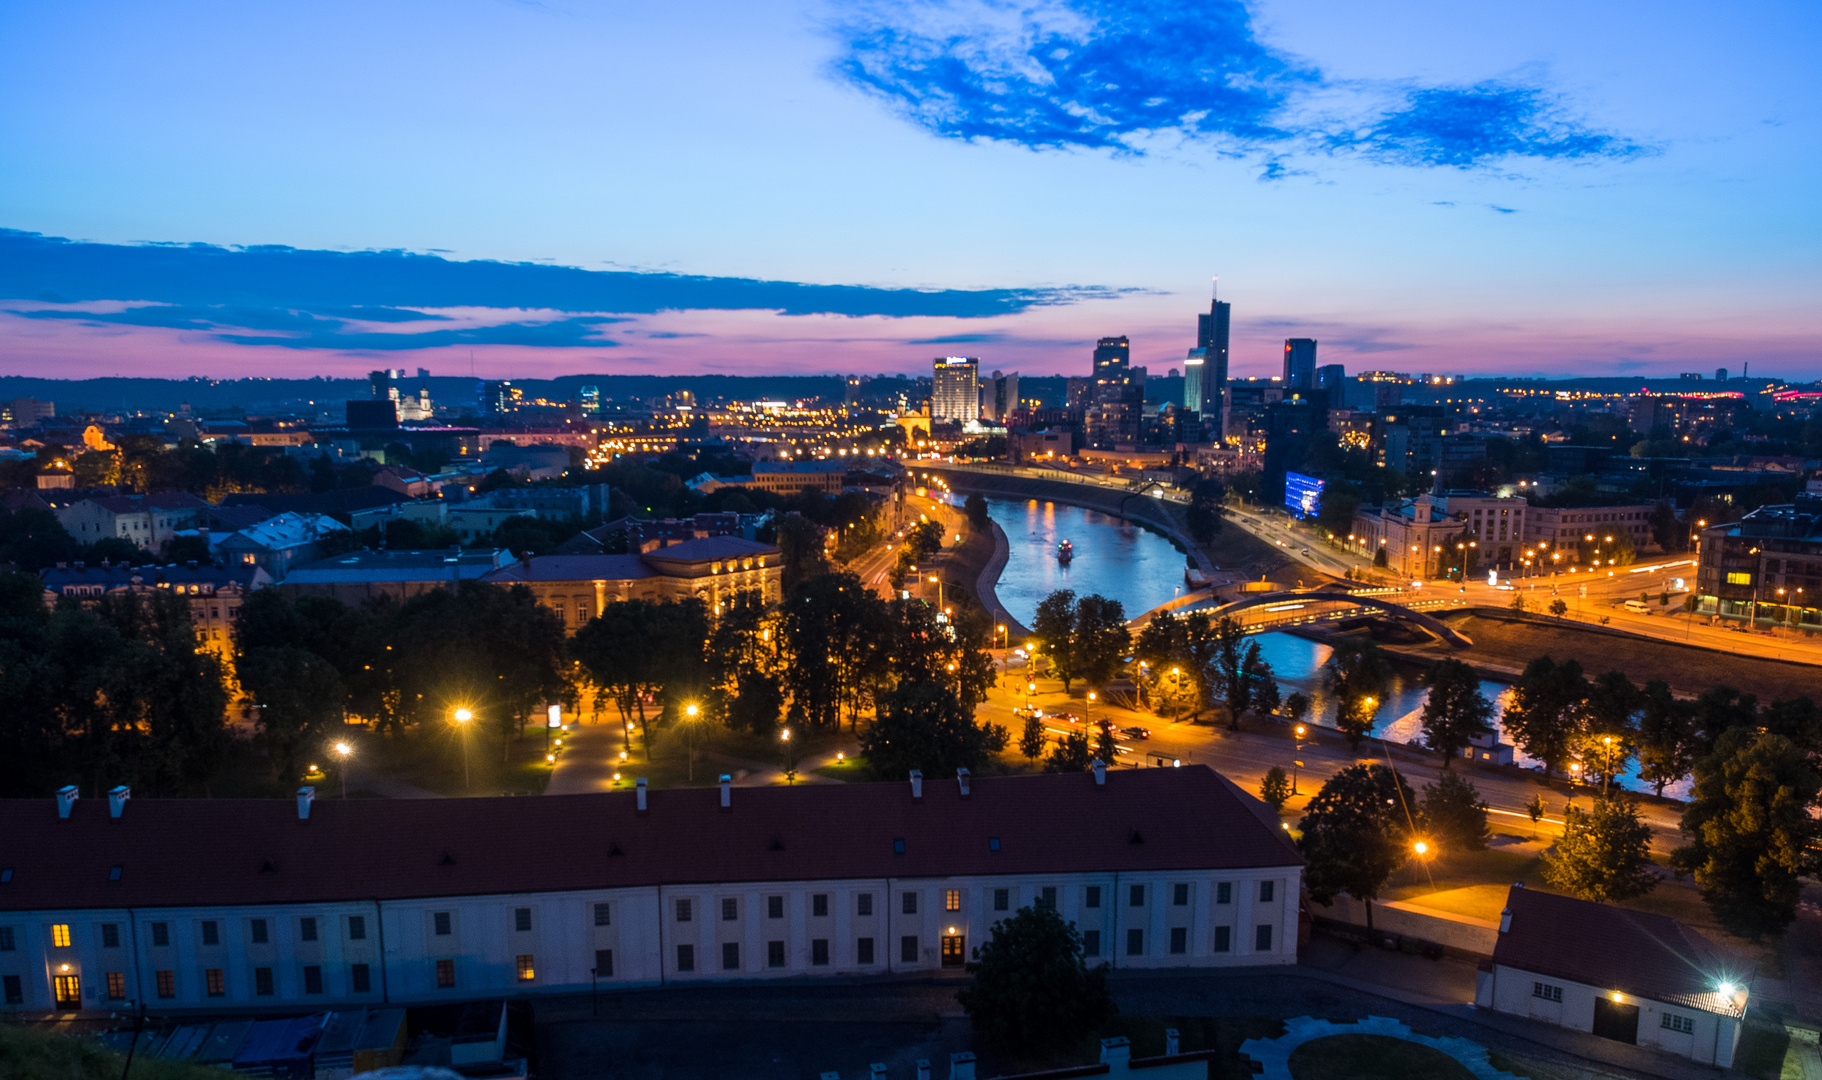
1, 1, 1818, 381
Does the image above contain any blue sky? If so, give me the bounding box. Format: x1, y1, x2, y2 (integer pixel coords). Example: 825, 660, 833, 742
0, 0, 1817, 380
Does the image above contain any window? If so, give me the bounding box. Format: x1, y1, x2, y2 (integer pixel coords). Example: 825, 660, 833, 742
101, 923, 120, 948
857, 893, 873, 917
155, 970, 175, 997
515, 907, 533, 932
3, 976, 20, 1005
676, 898, 693, 923
944, 890, 961, 912
1214, 926, 1231, 953
722, 942, 740, 971
595, 949, 614, 977
254, 967, 274, 995
1129, 884, 1146, 908
0, 927, 15, 951
857, 937, 875, 964
811, 939, 829, 966
516, 955, 535, 982
768, 895, 785, 919
1083, 930, 1101, 958
594, 903, 612, 927
1085, 886, 1101, 909
51, 923, 72, 948
54, 975, 80, 1008
1170, 928, 1188, 954
205, 969, 225, 997
812, 894, 829, 918
1259, 881, 1275, 903
1532, 982, 1562, 1002
251, 918, 269, 944
303, 966, 323, 994
1216, 882, 1232, 905
351, 964, 371, 993
767, 940, 785, 968
893, 838, 905, 854
1039, 886, 1057, 910
722, 898, 739, 921
434, 912, 452, 936
1727, 572, 1752, 586
300, 917, 318, 942
1126, 929, 1144, 956
1255, 925, 1273, 951
199, 921, 218, 947
107, 972, 127, 1000
988, 836, 1000, 852
993, 888, 1010, 912
436, 959, 456, 988
348, 916, 366, 941
1662, 1013, 1694, 1034
676, 944, 695, 972
1172, 883, 1190, 906
902, 892, 918, 915
901, 936, 919, 963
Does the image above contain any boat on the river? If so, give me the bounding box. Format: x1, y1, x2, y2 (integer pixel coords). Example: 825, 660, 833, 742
1056, 539, 1074, 564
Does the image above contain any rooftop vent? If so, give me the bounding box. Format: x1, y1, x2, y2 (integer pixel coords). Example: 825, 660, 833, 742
910, 770, 923, 799
720, 774, 732, 809
636, 777, 648, 812
1092, 759, 1106, 786
107, 785, 130, 819
296, 786, 314, 820
56, 785, 78, 819
956, 768, 970, 797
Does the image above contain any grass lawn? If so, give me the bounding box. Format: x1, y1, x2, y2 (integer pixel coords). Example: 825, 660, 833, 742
1286, 1035, 1477, 1080
0, 1024, 236, 1080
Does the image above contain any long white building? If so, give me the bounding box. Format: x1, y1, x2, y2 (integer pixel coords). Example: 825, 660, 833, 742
0, 766, 1301, 1013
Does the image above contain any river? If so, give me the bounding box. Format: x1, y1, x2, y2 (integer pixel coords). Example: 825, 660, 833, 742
967, 494, 1684, 798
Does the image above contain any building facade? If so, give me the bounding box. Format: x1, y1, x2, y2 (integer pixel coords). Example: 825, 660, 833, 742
482, 536, 783, 630
1282, 339, 1317, 391
56, 493, 210, 552
1523, 504, 1658, 558
0, 768, 1302, 1013
1695, 496, 1822, 627
38, 562, 270, 658
930, 358, 981, 424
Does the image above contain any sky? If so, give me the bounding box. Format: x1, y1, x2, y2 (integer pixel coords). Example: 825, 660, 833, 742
1, 0, 1818, 383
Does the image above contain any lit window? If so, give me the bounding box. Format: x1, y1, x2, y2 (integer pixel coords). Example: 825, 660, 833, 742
51, 924, 71, 948
944, 890, 961, 912
516, 955, 535, 982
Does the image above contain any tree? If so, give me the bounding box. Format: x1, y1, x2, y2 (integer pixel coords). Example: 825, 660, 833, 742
1548, 598, 1568, 618
1525, 792, 1546, 823
1579, 670, 1640, 787
1260, 766, 1292, 812
1543, 795, 1659, 902
1419, 658, 1494, 765
1671, 729, 1822, 940
238, 646, 345, 785
1095, 719, 1118, 765
1285, 692, 1310, 727
1297, 764, 1416, 929
1248, 650, 1282, 719
1323, 638, 1392, 750
1211, 616, 1250, 729
1501, 655, 1588, 777
963, 492, 991, 533
1636, 680, 1698, 796
1420, 771, 1490, 852
955, 904, 1112, 1053
1509, 592, 1527, 613
775, 513, 830, 594
775, 572, 888, 731
1031, 590, 1079, 691
1044, 730, 1093, 773
1072, 594, 1130, 690
860, 680, 994, 780
1691, 685, 1759, 759
1018, 714, 1045, 764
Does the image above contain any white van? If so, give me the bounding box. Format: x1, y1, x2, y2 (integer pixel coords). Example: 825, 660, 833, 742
1622, 599, 1650, 614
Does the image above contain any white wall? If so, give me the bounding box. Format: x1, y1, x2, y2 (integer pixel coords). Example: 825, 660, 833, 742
1485, 964, 1741, 1067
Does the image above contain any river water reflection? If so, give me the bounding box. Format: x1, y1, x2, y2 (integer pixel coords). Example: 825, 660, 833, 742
972, 494, 1681, 797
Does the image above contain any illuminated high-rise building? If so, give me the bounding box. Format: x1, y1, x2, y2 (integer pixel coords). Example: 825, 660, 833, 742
1283, 338, 1318, 391
1183, 349, 1207, 412
931, 357, 981, 423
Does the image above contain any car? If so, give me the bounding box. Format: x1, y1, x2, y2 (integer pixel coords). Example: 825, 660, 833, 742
1120, 725, 1153, 740
1053, 712, 1083, 725
1300, 548, 1312, 556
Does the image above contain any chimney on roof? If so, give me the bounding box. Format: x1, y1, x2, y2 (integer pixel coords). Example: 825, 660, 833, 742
56, 785, 78, 819
1092, 759, 1106, 786
1098, 1038, 1131, 1066
720, 774, 732, 808
296, 786, 315, 820
108, 785, 130, 819
956, 768, 970, 797
948, 1052, 976, 1080
1165, 1029, 1180, 1056
636, 777, 648, 812
1499, 906, 1512, 933
909, 770, 923, 799
916, 1062, 931, 1080
871, 1065, 888, 1080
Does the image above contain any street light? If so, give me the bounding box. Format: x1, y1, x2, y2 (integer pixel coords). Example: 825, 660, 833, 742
1292, 724, 1306, 795
1602, 735, 1616, 795
452, 708, 473, 790
333, 741, 352, 799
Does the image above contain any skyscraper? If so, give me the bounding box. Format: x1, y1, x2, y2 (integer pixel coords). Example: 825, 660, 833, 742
985, 371, 1020, 423
1092, 336, 1130, 379
1183, 349, 1207, 413
1196, 286, 1230, 400
931, 357, 981, 423
1283, 339, 1318, 390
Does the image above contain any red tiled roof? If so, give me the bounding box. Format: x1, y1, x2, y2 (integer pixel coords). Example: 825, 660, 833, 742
0, 766, 1298, 912
1492, 885, 1748, 1015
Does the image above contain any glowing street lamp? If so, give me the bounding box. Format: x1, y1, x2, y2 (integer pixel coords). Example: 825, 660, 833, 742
333, 741, 352, 799
452, 708, 473, 790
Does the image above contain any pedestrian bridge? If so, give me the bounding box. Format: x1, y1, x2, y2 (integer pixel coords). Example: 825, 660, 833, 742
1134, 588, 1474, 648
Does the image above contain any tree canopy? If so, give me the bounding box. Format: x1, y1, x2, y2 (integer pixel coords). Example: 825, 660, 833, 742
955, 904, 1113, 1052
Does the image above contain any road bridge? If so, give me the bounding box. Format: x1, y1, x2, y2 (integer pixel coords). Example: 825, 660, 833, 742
1135, 589, 1475, 647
